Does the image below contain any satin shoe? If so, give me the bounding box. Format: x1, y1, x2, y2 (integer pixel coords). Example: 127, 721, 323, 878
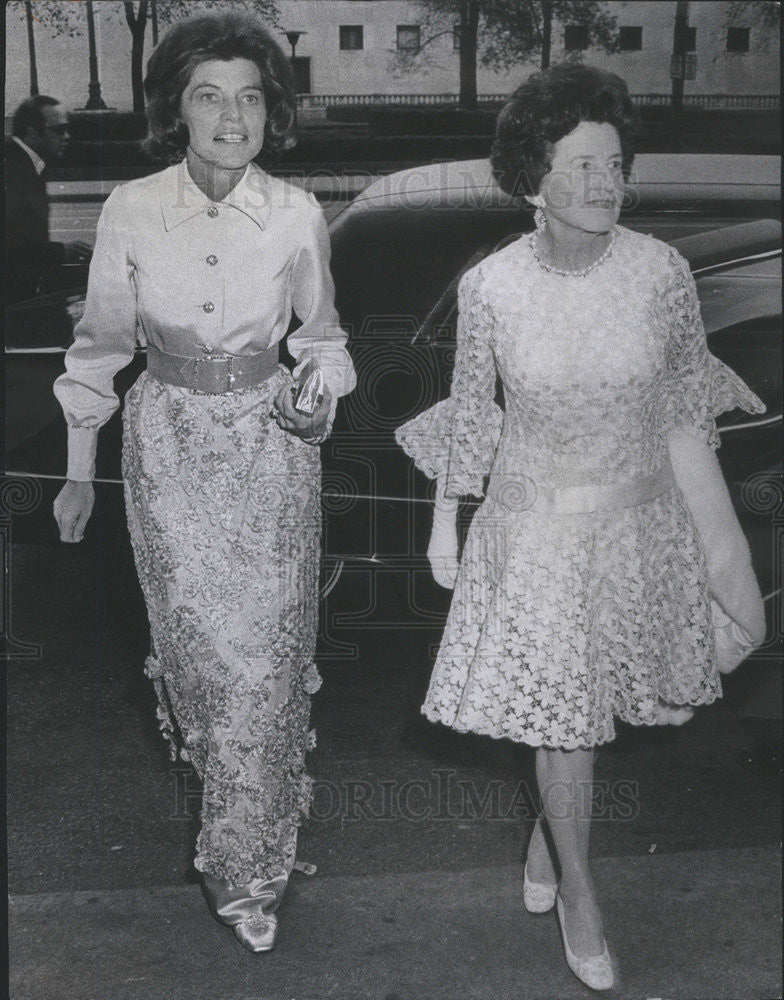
234, 913, 278, 953
523, 862, 558, 913
202, 872, 286, 954
555, 895, 614, 991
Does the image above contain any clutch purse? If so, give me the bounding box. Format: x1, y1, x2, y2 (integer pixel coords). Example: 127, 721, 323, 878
294, 368, 324, 415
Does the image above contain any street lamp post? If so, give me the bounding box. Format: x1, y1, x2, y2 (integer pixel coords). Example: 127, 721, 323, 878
24, 1, 39, 96
281, 30, 307, 129
84, 0, 107, 110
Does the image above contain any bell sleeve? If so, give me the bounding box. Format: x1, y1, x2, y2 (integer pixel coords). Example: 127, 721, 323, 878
53, 187, 138, 482
287, 194, 356, 404
660, 246, 765, 450
395, 268, 503, 499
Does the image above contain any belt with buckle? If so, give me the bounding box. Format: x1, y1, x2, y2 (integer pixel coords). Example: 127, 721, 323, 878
146, 344, 279, 394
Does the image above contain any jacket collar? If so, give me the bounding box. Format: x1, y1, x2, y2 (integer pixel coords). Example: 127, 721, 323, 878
159, 159, 273, 232
12, 136, 46, 175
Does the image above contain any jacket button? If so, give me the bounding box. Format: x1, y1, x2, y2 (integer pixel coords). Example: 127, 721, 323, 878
206, 254, 218, 266
207, 206, 218, 218
203, 302, 215, 313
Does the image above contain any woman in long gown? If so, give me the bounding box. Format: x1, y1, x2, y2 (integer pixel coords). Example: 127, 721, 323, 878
396, 64, 765, 990
53, 11, 355, 953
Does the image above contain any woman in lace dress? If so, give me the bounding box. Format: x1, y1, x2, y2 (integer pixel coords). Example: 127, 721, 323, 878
52, 12, 355, 953
396, 64, 765, 990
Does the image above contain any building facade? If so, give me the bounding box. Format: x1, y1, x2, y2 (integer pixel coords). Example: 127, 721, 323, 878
4, 0, 780, 117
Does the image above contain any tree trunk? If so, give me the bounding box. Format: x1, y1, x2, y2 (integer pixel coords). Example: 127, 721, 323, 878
125, 0, 149, 113
25, 1, 39, 96
458, 0, 479, 110
540, 0, 553, 69
671, 0, 689, 111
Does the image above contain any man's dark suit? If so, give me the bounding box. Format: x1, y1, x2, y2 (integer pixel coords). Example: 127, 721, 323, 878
4, 137, 65, 304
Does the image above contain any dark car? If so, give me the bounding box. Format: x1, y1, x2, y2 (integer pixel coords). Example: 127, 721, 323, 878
4, 153, 781, 644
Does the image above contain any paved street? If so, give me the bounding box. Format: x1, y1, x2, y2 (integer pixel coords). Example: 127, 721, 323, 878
5, 506, 782, 999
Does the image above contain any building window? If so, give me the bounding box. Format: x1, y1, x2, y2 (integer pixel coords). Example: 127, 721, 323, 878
685, 26, 697, 51
339, 25, 363, 51
564, 25, 589, 51
618, 26, 642, 51
453, 23, 461, 51
726, 26, 750, 52
397, 25, 421, 51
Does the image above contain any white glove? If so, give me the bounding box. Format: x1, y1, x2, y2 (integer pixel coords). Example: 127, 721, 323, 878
668, 429, 765, 647
428, 481, 459, 589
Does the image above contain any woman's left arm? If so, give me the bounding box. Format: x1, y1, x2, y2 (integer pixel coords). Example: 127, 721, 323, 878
662, 248, 766, 643
276, 196, 356, 441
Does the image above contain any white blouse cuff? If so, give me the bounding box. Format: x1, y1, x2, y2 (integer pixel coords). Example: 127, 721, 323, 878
66, 426, 99, 482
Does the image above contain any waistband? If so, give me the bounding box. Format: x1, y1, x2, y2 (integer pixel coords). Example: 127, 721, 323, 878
487, 461, 675, 515
146, 344, 279, 394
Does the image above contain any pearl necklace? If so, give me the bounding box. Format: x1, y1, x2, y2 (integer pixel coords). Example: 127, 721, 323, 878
530, 226, 617, 278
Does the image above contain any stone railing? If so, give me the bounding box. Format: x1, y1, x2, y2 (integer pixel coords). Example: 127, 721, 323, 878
296, 92, 780, 110
631, 93, 780, 109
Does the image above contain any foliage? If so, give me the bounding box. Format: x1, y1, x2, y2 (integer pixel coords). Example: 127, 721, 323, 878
153, 0, 280, 30
724, 0, 780, 50
8, 0, 85, 38
9, 1, 281, 109
725, 0, 781, 28
393, 0, 618, 75
9, 0, 280, 34
479, 1, 618, 71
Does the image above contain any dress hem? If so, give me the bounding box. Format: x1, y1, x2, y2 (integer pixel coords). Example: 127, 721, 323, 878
421, 684, 722, 750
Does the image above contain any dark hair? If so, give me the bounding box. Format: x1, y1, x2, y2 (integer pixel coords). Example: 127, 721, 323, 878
12, 96, 61, 138
143, 10, 296, 161
490, 64, 640, 198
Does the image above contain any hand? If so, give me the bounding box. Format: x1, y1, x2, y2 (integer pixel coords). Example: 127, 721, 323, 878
428, 505, 459, 589
53, 480, 94, 543
272, 381, 333, 442
62, 241, 92, 266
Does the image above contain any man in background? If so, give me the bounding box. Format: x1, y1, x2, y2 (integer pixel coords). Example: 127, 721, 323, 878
5, 95, 92, 305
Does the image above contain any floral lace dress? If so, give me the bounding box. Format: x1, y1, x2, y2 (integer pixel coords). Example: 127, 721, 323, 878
396, 226, 764, 750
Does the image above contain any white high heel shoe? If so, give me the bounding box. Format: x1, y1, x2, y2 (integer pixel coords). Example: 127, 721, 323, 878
555, 895, 614, 991
523, 862, 558, 913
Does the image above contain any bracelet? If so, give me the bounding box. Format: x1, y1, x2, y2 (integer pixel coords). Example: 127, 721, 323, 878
301, 420, 333, 446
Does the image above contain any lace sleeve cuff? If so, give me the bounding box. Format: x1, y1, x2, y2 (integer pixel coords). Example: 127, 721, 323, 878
395, 397, 504, 498
668, 354, 766, 450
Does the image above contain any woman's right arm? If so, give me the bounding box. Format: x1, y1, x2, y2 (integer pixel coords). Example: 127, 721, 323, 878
53, 188, 138, 542
396, 269, 501, 587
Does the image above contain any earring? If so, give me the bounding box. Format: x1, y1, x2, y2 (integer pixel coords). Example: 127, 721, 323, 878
534, 207, 546, 230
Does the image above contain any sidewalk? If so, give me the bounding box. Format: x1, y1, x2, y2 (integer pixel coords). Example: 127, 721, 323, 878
9, 847, 781, 1000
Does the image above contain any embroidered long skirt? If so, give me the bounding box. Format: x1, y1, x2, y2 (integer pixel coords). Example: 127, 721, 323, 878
122, 368, 322, 887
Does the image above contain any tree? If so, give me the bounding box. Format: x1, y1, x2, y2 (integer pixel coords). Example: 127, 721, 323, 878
123, 0, 282, 112
9, 0, 280, 113
481, 1, 618, 72
724, 0, 780, 50
8, 1, 84, 97
392, 0, 619, 110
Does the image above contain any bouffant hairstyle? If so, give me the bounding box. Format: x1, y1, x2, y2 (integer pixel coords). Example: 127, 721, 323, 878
490, 63, 640, 198
143, 10, 296, 161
